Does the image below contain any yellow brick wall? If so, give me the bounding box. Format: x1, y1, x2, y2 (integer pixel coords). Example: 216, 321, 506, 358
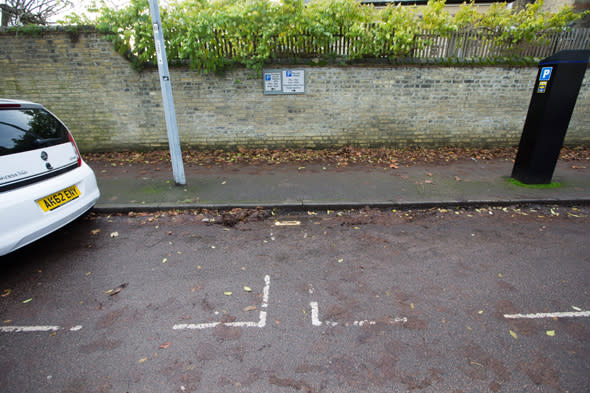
1, 30, 588, 151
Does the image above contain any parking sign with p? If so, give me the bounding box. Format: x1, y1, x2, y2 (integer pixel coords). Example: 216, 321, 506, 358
540, 67, 553, 81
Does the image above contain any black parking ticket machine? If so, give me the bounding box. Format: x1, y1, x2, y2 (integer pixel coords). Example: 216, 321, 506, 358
512, 50, 590, 184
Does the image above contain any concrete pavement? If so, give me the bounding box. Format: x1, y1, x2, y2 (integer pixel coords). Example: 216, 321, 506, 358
89, 157, 590, 212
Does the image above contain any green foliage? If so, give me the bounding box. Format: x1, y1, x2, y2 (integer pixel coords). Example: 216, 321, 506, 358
3, 24, 47, 36
372, 4, 421, 58
62, 0, 583, 73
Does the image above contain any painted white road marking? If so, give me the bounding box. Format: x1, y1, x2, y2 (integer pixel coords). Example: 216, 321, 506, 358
504, 311, 590, 320
274, 221, 301, 226
310, 301, 407, 327
310, 301, 322, 326
173, 275, 270, 331
261, 274, 270, 308
0, 325, 82, 333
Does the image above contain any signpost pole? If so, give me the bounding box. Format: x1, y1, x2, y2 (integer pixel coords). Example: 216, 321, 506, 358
148, 0, 186, 185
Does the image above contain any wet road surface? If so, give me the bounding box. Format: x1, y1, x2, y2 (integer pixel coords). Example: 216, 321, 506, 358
0, 206, 589, 392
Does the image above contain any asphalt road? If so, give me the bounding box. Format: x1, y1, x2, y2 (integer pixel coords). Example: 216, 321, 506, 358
0, 206, 589, 393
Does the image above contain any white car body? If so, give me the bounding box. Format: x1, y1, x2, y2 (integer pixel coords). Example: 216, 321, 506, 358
0, 99, 100, 256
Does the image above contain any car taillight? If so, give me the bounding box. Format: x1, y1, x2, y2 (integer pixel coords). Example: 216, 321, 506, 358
67, 130, 82, 167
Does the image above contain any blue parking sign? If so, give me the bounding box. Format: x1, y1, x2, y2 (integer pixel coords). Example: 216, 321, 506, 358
539, 67, 552, 81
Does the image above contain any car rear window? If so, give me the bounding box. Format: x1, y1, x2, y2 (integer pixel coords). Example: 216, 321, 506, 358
0, 108, 69, 156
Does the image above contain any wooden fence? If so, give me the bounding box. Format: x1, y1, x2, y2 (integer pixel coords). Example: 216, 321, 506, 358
413, 28, 590, 59
199, 28, 590, 62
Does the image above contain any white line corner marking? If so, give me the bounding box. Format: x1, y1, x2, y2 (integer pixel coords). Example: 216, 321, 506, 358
173, 274, 271, 331
310, 301, 407, 327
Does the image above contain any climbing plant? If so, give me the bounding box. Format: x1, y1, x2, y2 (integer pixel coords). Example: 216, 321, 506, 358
62, 0, 584, 72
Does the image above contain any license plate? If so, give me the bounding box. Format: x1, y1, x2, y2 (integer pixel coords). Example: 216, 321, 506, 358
37, 185, 81, 212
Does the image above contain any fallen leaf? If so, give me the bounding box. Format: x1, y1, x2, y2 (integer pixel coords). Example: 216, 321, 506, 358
1, 289, 11, 297
243, 286, 252, 292
109, 288, 122, 296
224, 291, 232, 296
159, 342, 171, 349
454, 176, 462, 181
337, 258, 344, 263
109, 283, 128, 296
572, 306, 582, 311
546, 330, 555, 337
509, 330, 518, 339
22, 298, 32, 304
110, 232, 119, 238
138, 357, 148, 364
90, 229, 101, 235
243, 305, 257, 312
162, 258, 168, 264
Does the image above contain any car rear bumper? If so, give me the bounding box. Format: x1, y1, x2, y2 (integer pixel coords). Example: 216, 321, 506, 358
0, 162, 100, 256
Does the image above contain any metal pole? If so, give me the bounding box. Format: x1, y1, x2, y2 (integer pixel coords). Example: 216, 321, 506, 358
148, 0, 186, 185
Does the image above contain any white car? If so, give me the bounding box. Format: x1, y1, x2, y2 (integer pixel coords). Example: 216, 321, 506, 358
0, 99, 100, 256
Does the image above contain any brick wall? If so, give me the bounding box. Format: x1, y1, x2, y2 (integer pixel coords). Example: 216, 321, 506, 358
1, 30, 588, 152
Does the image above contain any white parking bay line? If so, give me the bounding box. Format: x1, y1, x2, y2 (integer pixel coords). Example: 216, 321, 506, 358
0, 325, 83, 333
310, 301, 322, 326
173, 275, 270, 331
172, 321, 261, 330
310, 301, 407, 327
504, 311, 590, 320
